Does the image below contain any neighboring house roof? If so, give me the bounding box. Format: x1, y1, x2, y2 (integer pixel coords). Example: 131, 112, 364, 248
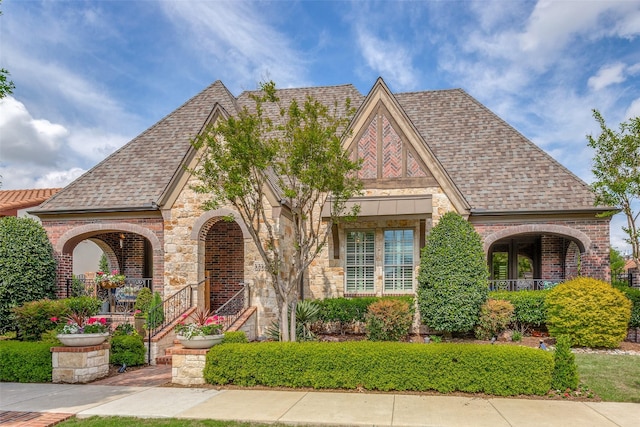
34, 78, 602, 215
0, 188, 61, 216
624, 259, 638, 272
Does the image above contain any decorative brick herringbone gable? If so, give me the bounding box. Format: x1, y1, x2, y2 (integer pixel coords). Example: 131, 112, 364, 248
382, 115, 402, 178
359, 117, 378, 179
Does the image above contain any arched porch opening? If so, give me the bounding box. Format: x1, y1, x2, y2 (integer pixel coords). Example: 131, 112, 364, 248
485, 225, 590, 291
56, 223, 162, 305
202, 219, 245, 311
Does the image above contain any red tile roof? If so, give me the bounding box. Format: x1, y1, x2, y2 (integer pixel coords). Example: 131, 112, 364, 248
0, 188, 61, 216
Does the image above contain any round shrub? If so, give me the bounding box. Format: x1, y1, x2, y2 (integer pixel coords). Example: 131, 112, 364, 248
417, 212, 488, 333
0, 217, 57, 333
545, 277, 631, 348
475, 299, 514, 340
12, 299, 69, 341
110, 334, 145, 366
365, 299, 412, 341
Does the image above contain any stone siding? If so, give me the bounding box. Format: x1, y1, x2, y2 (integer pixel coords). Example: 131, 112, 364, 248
51, 344, 110, 383
172, 348, 208, 386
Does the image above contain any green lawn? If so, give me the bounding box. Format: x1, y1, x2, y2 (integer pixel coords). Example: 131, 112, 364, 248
575, 354, 640, 403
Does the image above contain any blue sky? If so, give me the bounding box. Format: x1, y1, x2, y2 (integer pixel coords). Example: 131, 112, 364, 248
1, 0, 639, 251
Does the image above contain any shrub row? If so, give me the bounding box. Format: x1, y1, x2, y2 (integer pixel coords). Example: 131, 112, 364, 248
204, 341, 553, 396
315, 296, 414, 324
614, 285, 640, 328
13, 296, 102, 341
488, 290, 548, 329
0, 340, 54, 382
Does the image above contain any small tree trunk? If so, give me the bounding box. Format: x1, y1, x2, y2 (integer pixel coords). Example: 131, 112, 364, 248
280, 302, 290, 342
289, 299, 297, 342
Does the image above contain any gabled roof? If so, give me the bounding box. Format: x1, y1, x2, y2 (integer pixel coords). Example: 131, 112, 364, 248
0, 188, 60, 216
395, 89, 599, 212
36, 81, 239, 213
33, 78, 602, 215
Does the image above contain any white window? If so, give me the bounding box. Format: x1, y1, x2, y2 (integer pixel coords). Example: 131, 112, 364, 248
345, 230, 375, 294
384, 229, 414, 292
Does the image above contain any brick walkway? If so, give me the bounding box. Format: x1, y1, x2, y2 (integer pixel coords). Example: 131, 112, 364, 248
0, 411, 73, 426
91, 363, 172, 387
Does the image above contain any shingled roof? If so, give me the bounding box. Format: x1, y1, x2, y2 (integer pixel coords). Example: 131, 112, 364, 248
395, 90, 598, 212
35, 79, 600, 214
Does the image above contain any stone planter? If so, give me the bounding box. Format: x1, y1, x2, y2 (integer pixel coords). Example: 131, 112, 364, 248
57, 333, 109, 347
177, 334, 223, 349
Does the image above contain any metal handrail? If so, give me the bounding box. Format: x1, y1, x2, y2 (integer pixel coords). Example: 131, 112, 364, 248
488, 279, 562, 292
214, 283, 248, 331
145, 279, 205, 364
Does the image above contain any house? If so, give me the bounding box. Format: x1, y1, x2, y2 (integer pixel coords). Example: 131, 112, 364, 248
32, 78, 612, 333
0, 188, 60, 218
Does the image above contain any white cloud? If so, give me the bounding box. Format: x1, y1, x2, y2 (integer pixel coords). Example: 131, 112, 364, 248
625, 98, 640, 120
0, 96, 130, 190
588, 63, 627, 91
34, 168, 86, 189
0, 97, 68, 166
159, 1, 309, 90
355, 28, 419, 91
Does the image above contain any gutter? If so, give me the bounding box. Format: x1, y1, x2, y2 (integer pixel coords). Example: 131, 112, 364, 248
469, 207, 619, 216
29, 203, 160, 216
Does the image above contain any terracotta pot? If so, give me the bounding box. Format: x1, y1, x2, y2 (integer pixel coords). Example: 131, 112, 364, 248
57, 333, 109, 347
177, 334, 224, 349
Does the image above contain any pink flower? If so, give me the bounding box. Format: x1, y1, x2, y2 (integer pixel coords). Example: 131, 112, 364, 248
99, 318, 107, 325
87, 318, 97, 325
50, 317, 58, 322
205, 317, 214, 325
134, 310, 141, 315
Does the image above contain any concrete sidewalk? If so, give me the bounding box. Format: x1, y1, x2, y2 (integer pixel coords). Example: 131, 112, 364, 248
1, 382, 639, 426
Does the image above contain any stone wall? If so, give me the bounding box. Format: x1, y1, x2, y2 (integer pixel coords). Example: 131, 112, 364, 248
51, 344, 110, 383
172, 348, 207, 386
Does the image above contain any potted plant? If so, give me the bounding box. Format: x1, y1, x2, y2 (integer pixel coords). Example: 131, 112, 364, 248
52, 296, 109, 346
175, 308, 224, 349
95, 269, 126, 289
133, 287, 152, 336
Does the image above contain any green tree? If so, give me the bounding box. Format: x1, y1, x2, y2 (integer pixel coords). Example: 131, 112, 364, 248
0, 2, 15, 100
98, 253, 109, 273
587, 110, 640, 268
417, 212, 489, 334
0, 217, 57, 333
191, 81, 362, 341
610, 247, 626, 285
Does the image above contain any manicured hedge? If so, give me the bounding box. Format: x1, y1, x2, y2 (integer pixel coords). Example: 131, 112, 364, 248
315, 296, 414, 324
614, 285, 640, 328
204, 341, 553, 396
0, 340, 54, 382
489, 290, 548, 328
